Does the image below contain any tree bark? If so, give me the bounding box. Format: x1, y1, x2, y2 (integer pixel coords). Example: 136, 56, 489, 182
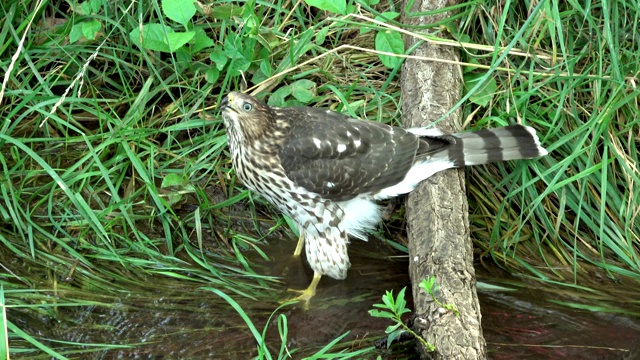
401, 1, 487, 359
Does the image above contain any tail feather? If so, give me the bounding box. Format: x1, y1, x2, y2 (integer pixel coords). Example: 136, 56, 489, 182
435, 125, 548, 167
374, 125, 547, 199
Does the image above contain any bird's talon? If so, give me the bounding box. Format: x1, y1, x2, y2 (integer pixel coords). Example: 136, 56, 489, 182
286, 287, 315, 309
283, 272, 322, 309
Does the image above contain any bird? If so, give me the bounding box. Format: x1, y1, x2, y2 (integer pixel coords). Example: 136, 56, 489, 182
219, 91, 548, 304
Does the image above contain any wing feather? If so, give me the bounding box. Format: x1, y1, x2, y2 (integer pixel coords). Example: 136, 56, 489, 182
279, 107, 421, 201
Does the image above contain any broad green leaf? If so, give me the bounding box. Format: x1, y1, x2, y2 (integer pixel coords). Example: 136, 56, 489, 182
81, 0, 102, 15
165, 32, 195, 52
162, 0, 197, 28
210, 3, 244, 20
80, 1, 91, 14
386, 329, 405, 348
161, 173, 185, 188
419, 277, 437, 293
346, 4, 356, 13
290, 79, 316, 103
210, 48, 227, 70
396, 287, 407, 311
259, 60, 272, 77
69, 24, 84, 43
385, 323, 401, 334
243, 12, 259, 33
81, 20, 101, 40
205, 67, 220, 84
227, 56, 251, 76
367, 309, 395, 319
442, 21, 460, 40
223, 33, 252, 75
360, 25, 374, 35
268, 86, 292, 106
463, 73, 497, 107
375, 30, 404, 68
191, 28, 214, 52
129, 24, 194, 53
70, 20, 101, 43
224, 34, 244, 59
175, 47, 191, 66
316, 26, 329, 45
382, 291, 395, 308
254, 32, 276, 52
252, 70, 268, 85
303, 0, 346, 15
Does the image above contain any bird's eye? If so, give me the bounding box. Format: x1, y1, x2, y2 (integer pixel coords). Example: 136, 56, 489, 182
242, 102, 253, 112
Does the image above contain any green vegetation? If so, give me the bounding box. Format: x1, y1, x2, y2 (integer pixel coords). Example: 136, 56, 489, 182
368, 278, 458, 352
0, 0, 638, 357
419, 277, 459, 317
369, 286, 435, 351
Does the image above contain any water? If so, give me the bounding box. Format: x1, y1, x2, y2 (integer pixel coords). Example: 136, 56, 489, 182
16, 234, 640, 359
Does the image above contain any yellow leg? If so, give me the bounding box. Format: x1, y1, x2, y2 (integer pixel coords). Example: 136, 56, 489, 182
293, 233, 304, 257
288, 272, 322, 308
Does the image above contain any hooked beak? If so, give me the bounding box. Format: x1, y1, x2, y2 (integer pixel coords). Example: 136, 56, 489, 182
219, 95, 229, 111
219, 93, 238, 113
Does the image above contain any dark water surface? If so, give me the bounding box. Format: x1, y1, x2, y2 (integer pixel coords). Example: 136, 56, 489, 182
266, 238, 640, 359
479, 279, 639, 359
22, 235, 640, 359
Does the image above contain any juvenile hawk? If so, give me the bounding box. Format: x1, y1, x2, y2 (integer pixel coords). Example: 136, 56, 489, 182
220, 92, 547, 303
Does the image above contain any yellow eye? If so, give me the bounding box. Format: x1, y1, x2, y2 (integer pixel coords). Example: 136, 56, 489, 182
242, 102, 253, 112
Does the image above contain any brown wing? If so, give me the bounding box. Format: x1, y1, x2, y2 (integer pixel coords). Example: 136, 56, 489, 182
278, 107, 448, 201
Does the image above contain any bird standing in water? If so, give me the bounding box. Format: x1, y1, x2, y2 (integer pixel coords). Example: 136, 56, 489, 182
219, 92, 547, 305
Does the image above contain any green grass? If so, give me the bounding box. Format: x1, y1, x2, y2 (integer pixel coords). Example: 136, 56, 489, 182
0, 0, 639, 357
461, 1, 640, 286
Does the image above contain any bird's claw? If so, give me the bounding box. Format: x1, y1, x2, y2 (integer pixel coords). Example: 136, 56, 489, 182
285, 287, 315, 310
282, 272, 322, 310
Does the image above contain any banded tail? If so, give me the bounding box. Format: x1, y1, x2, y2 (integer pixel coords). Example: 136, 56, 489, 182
375, 125, 547, 199
440, 125, 548, 167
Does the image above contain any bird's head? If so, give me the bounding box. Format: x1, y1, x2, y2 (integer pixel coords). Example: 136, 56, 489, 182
220, 92, 277, 145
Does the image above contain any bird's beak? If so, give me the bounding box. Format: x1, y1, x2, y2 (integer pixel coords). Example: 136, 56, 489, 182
219, 95, 229, 111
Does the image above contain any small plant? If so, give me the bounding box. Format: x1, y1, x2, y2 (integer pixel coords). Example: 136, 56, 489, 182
419, 276, 460, 317
129, 0, 200, 53
267, 79, 318, 107
369, 277, 459, 351
368, 287, 434, 351
69, 0, 105, 43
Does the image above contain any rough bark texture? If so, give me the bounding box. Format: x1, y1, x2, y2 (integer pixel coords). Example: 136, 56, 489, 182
401, 0, 487, 359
